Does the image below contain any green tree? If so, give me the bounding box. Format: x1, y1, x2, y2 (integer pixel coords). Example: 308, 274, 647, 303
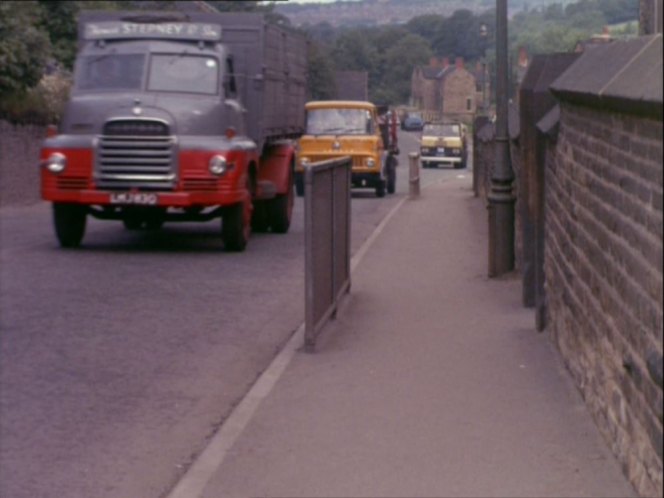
331, 29, 379, 76
307, 40, 336, 100
37, 1, 79, 71
0, 1, 51, 95
373, 33, 431, 105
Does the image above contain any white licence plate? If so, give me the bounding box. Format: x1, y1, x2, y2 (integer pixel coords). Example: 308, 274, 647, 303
110, 192, 158, 205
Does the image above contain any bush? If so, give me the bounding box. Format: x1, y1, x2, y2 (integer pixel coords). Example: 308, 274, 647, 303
0, 72, 72, 125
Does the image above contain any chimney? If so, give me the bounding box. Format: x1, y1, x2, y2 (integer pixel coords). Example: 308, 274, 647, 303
518, 46, 528, 67
455, 57, 464, 69
429, 57, 441, 68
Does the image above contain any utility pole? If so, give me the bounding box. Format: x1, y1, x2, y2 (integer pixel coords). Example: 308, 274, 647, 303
488, 0, 515, 277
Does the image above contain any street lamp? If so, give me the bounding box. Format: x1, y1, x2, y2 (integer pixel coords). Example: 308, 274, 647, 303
487, 0, 515, 277
479, 22, 488, 113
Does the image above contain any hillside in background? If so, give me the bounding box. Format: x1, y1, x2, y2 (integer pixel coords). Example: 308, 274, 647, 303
274, 0, 582, 27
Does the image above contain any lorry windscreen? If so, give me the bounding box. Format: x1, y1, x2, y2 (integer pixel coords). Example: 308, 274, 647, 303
306, 108, 373, 135
76, 53, 145, 91
148, 54, 219, 95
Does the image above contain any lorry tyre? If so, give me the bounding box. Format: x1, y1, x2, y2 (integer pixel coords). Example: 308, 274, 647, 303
123, 218, 142, 230
386, 157, 397, 194
222, 201, 250, 252
251, 201, 269, 232
295, 172, 304, 197
53, 203, 87, 248
268, 186, 293, 233
375, 178, 386, 198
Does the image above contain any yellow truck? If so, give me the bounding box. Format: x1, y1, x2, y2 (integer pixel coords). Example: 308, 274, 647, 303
296, 101, 395, 198
419, 122, 467, 169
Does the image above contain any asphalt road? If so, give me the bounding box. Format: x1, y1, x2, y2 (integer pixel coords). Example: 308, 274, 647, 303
0, 130, 468, 498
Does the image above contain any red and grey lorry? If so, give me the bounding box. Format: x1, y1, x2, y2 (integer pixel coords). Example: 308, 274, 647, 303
40, 11, 306, 251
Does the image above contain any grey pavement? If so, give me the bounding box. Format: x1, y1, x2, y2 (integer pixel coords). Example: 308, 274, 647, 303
173, 174, 636, 498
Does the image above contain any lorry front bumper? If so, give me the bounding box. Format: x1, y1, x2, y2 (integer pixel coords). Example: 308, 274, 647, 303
351, 171, 381, 188
41, 187, 248, 208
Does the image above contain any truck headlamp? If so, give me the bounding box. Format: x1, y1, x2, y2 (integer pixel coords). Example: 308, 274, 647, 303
301, 157, 311, 167
209, 155, 228, 176
45, 152, 67, 174
366, 158, 376, 168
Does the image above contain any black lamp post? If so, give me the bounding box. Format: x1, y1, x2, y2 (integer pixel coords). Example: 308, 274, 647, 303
487, 0, 515, 277
479, 22, 488, 113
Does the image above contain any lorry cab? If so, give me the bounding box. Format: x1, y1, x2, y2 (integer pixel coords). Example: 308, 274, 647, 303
40, 11, 306, 251
296, 101, 393, 198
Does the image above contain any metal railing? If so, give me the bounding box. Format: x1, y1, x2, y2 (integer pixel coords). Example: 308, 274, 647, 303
304, 156, 352, 352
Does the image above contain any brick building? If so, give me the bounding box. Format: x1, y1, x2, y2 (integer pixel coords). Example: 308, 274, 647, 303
410, 57, 479, 124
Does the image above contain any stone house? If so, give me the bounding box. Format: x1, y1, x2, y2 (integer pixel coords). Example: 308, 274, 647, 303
410, 57, 478, 124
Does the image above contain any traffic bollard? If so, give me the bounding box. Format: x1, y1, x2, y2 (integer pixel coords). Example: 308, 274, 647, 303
409, 152, 420, 199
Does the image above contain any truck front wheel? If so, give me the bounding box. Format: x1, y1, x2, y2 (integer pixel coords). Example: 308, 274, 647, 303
268, 180, 294, 234
295, 172, 304, 197
53, 203, 87, 248
222, 201, 250, 252
386, 156, 397, 194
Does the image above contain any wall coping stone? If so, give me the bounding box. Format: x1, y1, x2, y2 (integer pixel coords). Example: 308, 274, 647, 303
550, 34, 663, 118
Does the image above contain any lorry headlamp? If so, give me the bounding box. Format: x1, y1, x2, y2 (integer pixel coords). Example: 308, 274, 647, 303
366, 158, 376, 168
45, 152, 67, 174
301, 157, 310, 167
209, 155, 228, 176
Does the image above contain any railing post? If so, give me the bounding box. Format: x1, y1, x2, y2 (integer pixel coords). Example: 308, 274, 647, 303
409, 152, 420, 199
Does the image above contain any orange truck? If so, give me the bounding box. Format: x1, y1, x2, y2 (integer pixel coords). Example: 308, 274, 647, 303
295, 100, 397, 198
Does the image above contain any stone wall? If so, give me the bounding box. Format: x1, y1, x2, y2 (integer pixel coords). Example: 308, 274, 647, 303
0, 120, 45, 207
545, 103, 663, 497
442, 68, 476, 125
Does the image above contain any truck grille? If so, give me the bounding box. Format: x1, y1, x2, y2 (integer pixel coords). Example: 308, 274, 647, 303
96, 120, 175, 190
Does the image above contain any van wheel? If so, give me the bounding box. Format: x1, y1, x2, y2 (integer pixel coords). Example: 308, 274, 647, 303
53, 203, 87, 248
269, 177, 294, 233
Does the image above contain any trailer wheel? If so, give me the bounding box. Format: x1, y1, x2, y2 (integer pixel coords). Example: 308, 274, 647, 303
53, 203, 87, 248
269, 178, 294, 233
222, 201, 250, 251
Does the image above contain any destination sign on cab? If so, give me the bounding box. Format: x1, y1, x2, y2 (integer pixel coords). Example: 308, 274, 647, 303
84, 21, 222, 41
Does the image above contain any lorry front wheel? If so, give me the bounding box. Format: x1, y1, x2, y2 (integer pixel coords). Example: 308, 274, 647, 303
295, 172, 304, 197
375, 178, 386, 198
222, 201, 250, 252
386, 157, 397, 194
53, 203, 87, 248
269, 181, 294, 234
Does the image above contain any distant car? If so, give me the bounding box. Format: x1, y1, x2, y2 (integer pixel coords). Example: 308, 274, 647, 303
402, 115, 424, 131
420, 122, 467, 169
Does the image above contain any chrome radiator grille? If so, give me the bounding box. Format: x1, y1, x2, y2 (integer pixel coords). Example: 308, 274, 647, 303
96, 120, 175, 190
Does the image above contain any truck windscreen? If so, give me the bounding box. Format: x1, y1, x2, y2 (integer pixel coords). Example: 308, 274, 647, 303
77, 54, 145, 91
75, 53, 219, 95
306, 108, 373, 135
148, 54, 219, 95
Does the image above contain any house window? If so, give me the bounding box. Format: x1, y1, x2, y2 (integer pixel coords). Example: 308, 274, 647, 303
466, 98, 472, 111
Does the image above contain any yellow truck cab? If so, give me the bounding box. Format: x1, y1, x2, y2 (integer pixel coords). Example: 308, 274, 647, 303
296, 101, 390, 197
